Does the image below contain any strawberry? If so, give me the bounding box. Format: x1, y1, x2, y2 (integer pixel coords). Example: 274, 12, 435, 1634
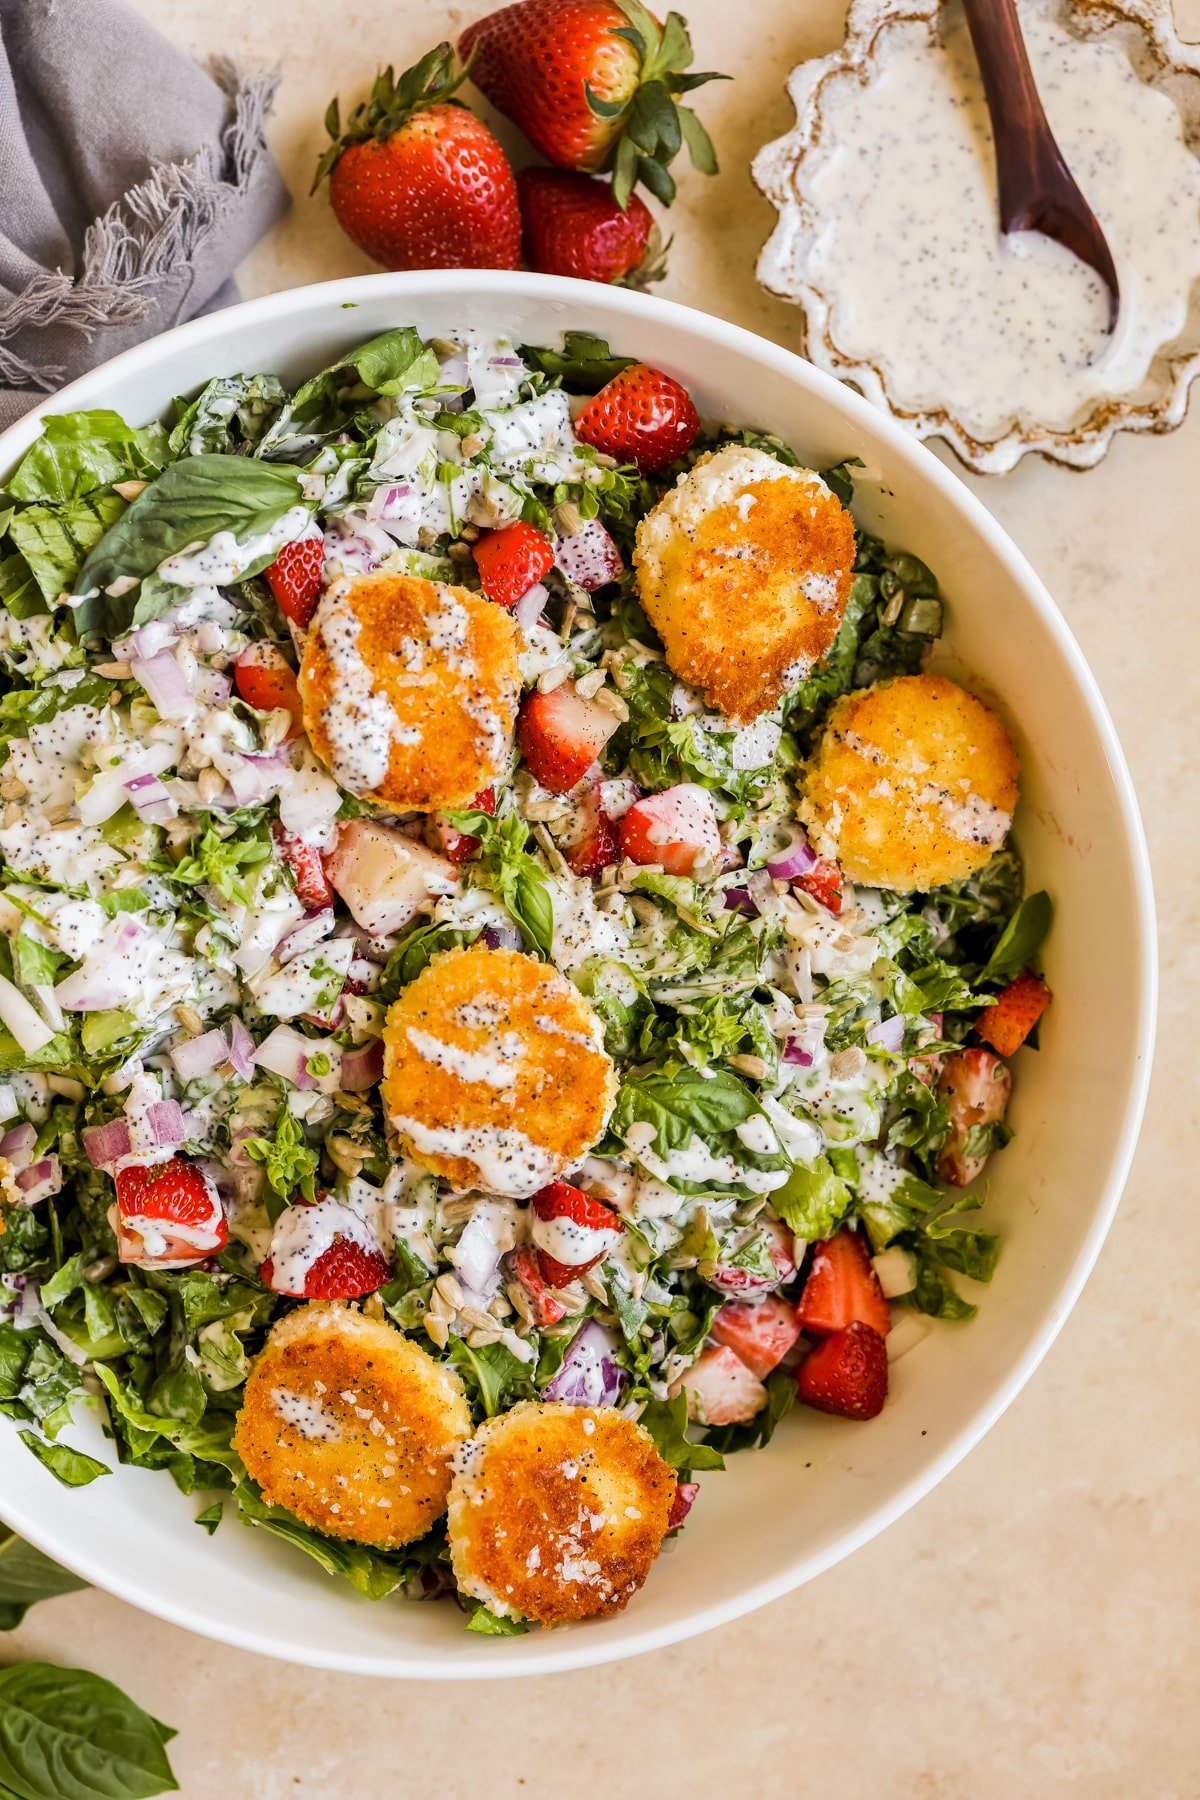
472, 521, 555, 607
619, 782, 720, 875
530, 1178, 623, 1287
704, 1217, 796, 1300
234, 644, 304, 735
554, 516, 624, 590
431, 786, 496, 866
460, 1, 726, 208
261, 1237, 392, 1300
710, 1295, 803, 1380
667, 1478, 699, 1530
264, 534, 324, 630
272, 820, 334, 909
518, 168, 662, 284
936, 1047, 1012, 1187
797, 1228, 891, 1339
563, 784, 620, 876
796, 1321, 888, 1421
673, 1345, 766, 1427
794, 856, 844, 916
574, 363, 700, 474
976, 969, 1052, 1058
517, 679, 620, 792
114, 1158, 226, 1267
314, 46, 521, 271
503, 1246, 568, 1326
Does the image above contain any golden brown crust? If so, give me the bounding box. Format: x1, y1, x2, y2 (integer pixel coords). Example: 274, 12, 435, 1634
447, 1402, 677, 1625
233, 1303, 471, 1549
381, 944, 614, 1196
633, 448, 855, 723
298, 573, 520, 811
800, 673, 1020, 890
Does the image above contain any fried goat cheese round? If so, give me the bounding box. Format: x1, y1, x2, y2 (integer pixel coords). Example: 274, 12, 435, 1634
298, 573, 520, 810
233, 1303, 471, 1549
632, 445, 856, 723
381, 943, 615, 1198
447, 1401, 677, 1625
800, 672, 1019, 891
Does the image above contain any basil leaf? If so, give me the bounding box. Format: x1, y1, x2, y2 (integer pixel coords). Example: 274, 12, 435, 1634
0, 1529, 88, 1631
608, 1064, 758, 1158
73, 454, 306, 636
7, 412, 166, 504
0, 1662, 177, 1798
9, 491, 126, 602
194, 1502, 223, 1536
520, 332, 635, 393
233, 1482, 417, 1600
446, 1339, 534, 1418
463, 1603, 528, 1637
17, 1432, 110, 1488
637, 1392, 724, 1474
981, 891, 1052, 985
378, 922, 479, 1002
256, 329, 439, 456
907, 1248, 977, 1321
168, 374, 287, 457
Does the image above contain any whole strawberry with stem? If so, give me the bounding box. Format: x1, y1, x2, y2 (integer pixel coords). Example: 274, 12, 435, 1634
314, 44, 521, 270
460, 0, 726, 208
519, 167, 665, 284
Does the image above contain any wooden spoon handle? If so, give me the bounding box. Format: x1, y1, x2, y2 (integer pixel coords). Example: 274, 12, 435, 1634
960, 0, 1066, 232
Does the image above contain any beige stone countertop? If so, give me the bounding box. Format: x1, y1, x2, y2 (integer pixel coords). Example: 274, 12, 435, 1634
7, 1, 1197, 1793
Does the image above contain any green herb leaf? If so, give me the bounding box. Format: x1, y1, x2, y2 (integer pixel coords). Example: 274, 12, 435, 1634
233, 1482, 421, 1600
242, 1110, 319, 1204
0, 1529, 88, 1631
463, 1603, 528, 1637
520, 332, 636, 393
17, 1432, 110, 1488
637, 1391, 724, 1474
981, 891, 1052, 985
7, 411, 166, 505
9, 491, 126, 603
0, 1662, 178, 1798
771, 1155, 852, 1240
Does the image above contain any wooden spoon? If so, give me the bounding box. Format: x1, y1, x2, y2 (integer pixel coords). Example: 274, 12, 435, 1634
962, 0, 1120, 327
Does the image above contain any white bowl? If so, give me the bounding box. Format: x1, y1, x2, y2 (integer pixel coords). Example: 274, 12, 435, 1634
0, 272, 1155, 1678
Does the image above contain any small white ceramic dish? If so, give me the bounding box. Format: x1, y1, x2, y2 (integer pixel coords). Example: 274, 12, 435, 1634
755, 0, 1200, 474
0, 272, 1154, 1677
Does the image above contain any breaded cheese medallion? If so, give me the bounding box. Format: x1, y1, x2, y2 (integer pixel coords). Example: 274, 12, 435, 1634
382, 944, 614, 1197
632, 444, 856, 723
800, 672, 1019, 891
233, 1303, 470, 1548
299, 573, 520, 810
447, 1401, 677, 1625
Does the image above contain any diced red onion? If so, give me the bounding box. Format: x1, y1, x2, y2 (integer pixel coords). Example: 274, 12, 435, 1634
866, 1014, 905, 1054
480, 925, 522, 952
450, 1212, 503, 1296
723, 887, 758, 917
275, 909, 334, 966
555, 519, 624, 591
543, 1320, 626, 1408
1, 1122, 37, 1172
766, 829, 818, 882
130, 650, 195, 721
253, 1024, 342, 1091
146, 1100, 186, 1146
81, 1119, 132, 1168
55, 925, 141, 1012
490, 355, 524, 366
783, 1039, 814, 1067
339, 1039, 383, 1093
226, 1017, 257, 1081
169, 1029, 228, 1081
16, 1155, 61, 1203
514, 582, 549, 633
124, 770, 177, 825
224, 753, 289, 809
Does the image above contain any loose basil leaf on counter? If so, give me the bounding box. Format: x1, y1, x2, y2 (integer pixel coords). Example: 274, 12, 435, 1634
17, 1432, 110, 1489
0, 1662, 178, 1798
0, 1529, 88, 1631
980, 890, 1052, 986
73, 454, 306, 637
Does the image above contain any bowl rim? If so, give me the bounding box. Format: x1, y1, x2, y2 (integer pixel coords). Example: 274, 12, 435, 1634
0, 270, 1158, 1678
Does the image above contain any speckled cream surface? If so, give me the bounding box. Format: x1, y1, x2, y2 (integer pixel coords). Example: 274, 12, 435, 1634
7, 2, 1196, 1792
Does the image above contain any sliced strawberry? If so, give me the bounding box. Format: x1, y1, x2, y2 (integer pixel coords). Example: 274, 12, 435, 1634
472, 521, 555, 607
234, 644, 304, 735
555, 517, 624, 591
562, 784, 620, 877
794, 856, 844, 916
430, 786, 496, 867
976, 969, 1052, 1058
517, 679, 619, 793
936, 1047, 1012, 1186
673, 1345, 767, 1427
710, 1295, 803, 1380
796, 1321, 888, 1421
503, 1246, 567, 1327
619, 783, 721, 876
797, 1228, 891, 1339
530, 1179, 623, 1288
667, 1479, 699, 1531
574, 363, 701, 476
261, 1235, 392, 1300
272, 820, 333, 909
264, 533, 324, 630
114, 1158, 226, 1267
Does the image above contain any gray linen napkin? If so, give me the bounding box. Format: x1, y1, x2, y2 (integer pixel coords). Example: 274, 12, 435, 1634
0, 0, 289, 428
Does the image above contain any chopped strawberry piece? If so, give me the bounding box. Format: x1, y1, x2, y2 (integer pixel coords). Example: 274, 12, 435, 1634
234, 644, 304, 734
936, 1047, 1012, 1186
672, 1345, 767, 1427
431, 786, 496, 866
667, 1479, 699, 1531
619, 783, 721, 876
517, 679, 619, 793
264, 533, 324, 629
114, 1158, 226, 1267
797, 1228, 891, 1339
710, 1294, 803, 1380
261, 1236, 392, 1300
530, 1179, 623, 1288
554, 517, 624, 591
503, 1247, 567, 1327
574, 364, 701, 476
796, 1321, 888, 1421
472, 521, 555, 607
272, 820, 333, 909
976, 969, 1052, 1058
794, 856, 844, 915
562, 784, 620, 877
